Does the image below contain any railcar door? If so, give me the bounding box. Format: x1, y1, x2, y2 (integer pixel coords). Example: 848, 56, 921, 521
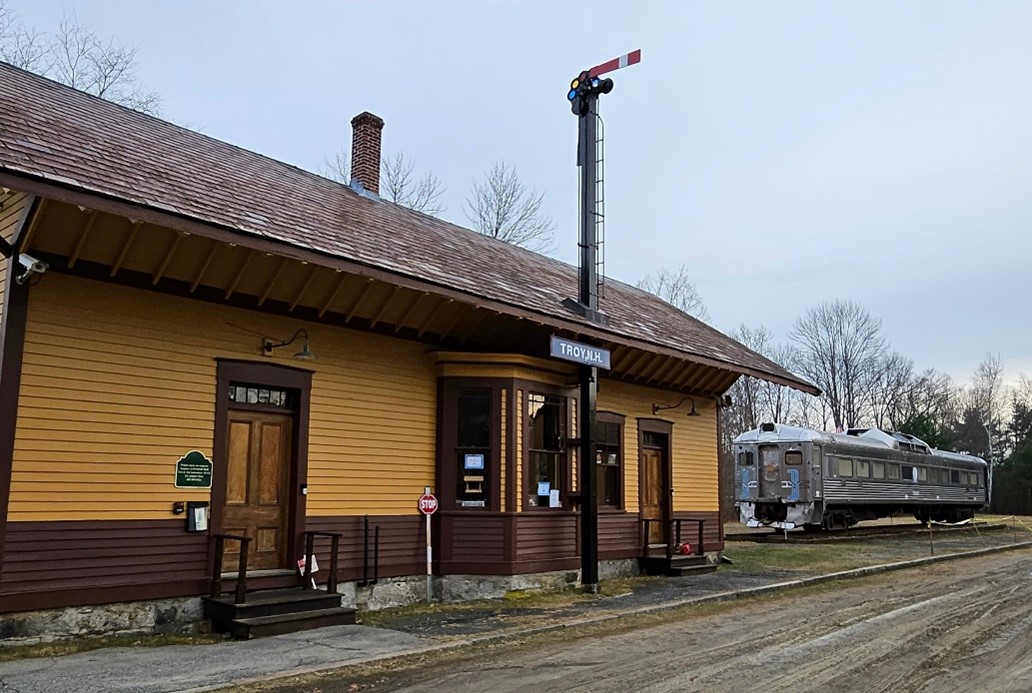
759, 445, 782, 498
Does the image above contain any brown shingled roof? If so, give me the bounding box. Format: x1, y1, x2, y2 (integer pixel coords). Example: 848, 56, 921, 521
0, 61, 815, 394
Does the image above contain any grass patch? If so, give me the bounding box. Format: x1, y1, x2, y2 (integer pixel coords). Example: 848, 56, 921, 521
0, 632, 222, 663
721, 540, 875, 573
360, 577, 640, 628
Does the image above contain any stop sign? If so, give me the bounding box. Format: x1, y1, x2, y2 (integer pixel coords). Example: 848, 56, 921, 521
418, 493, 438, 515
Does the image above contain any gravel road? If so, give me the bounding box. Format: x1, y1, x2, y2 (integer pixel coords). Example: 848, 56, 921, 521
359, 550, 1032, 693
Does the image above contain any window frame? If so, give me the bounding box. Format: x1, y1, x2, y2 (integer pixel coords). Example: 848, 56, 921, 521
524, 390, 569, 511
594, 411, 626, 510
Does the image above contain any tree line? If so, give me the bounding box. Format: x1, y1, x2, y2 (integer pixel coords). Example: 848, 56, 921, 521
716, 299, 1030, 516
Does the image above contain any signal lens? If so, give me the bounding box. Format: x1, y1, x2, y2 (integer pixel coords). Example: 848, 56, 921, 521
568, 89, 578, 101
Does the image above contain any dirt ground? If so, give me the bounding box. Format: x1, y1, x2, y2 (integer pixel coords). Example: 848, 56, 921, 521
270, 548, 1032, 692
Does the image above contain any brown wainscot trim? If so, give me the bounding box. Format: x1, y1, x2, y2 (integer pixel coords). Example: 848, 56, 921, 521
304, 515, 425, 582
212, 360, 313, 576
0, 519, 209, 613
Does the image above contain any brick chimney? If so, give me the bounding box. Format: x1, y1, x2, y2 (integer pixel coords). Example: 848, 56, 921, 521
350, 111, 385, 195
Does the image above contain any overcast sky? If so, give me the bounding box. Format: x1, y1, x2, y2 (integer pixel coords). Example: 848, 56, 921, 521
9, 1, 1031, 385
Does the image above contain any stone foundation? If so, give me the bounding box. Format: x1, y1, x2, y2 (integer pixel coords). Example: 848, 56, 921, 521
0, 597, 204, 647
0, 559, 642, 643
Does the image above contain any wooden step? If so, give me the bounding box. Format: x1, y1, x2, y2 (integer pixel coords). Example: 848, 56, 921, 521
666, 562, 718, 577
230, 607, 357, 640
204, 588, 343, 631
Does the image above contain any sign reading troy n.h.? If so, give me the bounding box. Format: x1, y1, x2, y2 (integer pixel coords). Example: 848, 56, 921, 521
549, 335, 611, 370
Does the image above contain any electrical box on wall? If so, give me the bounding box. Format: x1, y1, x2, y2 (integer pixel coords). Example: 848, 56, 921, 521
186, 501, 209, 532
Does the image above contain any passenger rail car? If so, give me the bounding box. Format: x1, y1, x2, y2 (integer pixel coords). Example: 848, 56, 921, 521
733, 424, 988, 530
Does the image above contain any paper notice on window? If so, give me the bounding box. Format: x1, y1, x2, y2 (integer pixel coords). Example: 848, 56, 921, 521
549, 489, 561, 507
537, 481, 551, 497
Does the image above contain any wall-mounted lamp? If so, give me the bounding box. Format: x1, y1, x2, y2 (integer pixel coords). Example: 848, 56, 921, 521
652, 396, 700, 417
263, 329, 317, 361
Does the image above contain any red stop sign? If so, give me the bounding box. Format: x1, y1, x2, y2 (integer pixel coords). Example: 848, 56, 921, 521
418, 493, 438, 515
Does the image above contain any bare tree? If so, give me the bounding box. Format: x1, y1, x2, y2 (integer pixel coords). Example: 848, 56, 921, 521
636, 265, 709, 321
319, 148, 350, 184
380, 152, 445, 216
321, 149, 446, 216
790, 299, 889, 431
464, 161, 556, 253
869, 351, 914, 429
0, 4, 159, 113
0, 1, 45, 71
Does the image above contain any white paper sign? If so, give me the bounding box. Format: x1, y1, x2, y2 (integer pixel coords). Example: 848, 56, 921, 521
549, 489, 561, 508
537, 481, 551, 496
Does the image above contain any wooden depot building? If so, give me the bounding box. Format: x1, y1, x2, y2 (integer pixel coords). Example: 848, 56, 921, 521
0, 62, 815, 637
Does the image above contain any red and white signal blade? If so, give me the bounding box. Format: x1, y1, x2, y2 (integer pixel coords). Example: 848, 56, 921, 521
588, 49, 642, 78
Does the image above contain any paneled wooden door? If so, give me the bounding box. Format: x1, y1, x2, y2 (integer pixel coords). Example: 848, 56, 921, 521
221, 411, 292, 571
640, 447, 667, 545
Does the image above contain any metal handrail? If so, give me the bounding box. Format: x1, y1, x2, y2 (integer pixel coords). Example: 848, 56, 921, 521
301, 530, 343, 593
211, 533, 251, 604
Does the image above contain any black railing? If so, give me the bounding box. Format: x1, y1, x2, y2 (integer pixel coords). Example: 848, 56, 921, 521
211, 533, 251, 604
640, 518, 706, 559
358, 516, 380, 587
301, 530, 343, 593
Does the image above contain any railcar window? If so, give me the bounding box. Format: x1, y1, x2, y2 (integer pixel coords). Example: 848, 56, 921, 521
738, 451, 754, 466
918, 467, 927, 482
872, 461, 885, 479
888, 464, 900, 480
856, 460, 870, 477
951, 469, 960, 484
902, 464, 914, 481
785, 451, 802, 465
839, 458, 854, 477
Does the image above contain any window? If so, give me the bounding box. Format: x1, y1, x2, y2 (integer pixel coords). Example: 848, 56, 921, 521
528, 393, 565, 508
838, 458, 854, 477
786, 451, 803, 465
594, 415, 623, 508
918, 467, 928, 482
902, 465, 914, 481
856, 460, 870, 478
455, 390, 491, 508
872, 461, 885, 479
951, 469, 961, 484
738, 451, 754, 466
888, 464, 901, 480
229, 384, 291, 408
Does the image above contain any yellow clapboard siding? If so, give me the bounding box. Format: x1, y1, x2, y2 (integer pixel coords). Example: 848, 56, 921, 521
598, 379, 720, 512
500, 388, 507, 510
10, 272, 437, 521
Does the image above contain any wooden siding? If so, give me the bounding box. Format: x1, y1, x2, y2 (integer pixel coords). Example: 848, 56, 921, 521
9, 272, 436, 522
0, 193, 30, 332
515, 389, 523, 511
598, 379, 720, 513
304, 515, 424, 580
515, 513, 578, 564
499, 388, 506, 511
0, 519, 208, 611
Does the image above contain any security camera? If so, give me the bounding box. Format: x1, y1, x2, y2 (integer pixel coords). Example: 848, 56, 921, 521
15, 253, 48, 285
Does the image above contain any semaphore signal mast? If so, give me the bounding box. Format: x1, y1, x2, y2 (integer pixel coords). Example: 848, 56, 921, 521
565, 49, 640, 593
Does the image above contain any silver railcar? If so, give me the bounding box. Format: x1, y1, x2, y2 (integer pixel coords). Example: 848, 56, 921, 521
734, 423, 988, 530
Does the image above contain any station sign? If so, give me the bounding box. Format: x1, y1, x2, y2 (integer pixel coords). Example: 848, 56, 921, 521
549, 335, 611, 370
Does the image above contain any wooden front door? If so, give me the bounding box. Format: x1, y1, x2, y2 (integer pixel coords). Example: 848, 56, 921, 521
640, 447, 667, 544
222, 411, 292, 571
